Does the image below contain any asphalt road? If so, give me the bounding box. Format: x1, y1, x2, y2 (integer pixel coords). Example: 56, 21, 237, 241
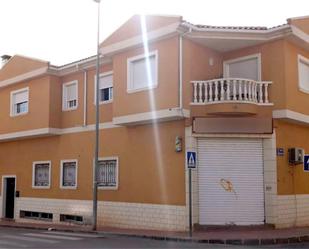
1, 227, 309, 248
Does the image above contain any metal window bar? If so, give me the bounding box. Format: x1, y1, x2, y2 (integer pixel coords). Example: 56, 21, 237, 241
97, 160, 116, 187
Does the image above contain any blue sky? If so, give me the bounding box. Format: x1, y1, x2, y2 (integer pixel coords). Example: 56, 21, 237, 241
0, 0, 307, 65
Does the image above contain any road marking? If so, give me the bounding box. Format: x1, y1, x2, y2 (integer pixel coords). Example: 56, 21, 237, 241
3, 234, 57, 243
43, 231, 100, 238
23, 233, 82, 241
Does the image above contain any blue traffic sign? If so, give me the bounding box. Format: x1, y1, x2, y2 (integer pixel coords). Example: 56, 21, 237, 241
187, 151, 197, 169
304, 155, 309, 172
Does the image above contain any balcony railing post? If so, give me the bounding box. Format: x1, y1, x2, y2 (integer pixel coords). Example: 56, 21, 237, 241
193, 82, 198, 103
232, 80, 237, 101
244, 80, 248, 101
204, 82, 209, 103
209, 82, 213, 102
238, 79, 242, 101
220, 80, 224, 101
226, 79, 230, 100
248, 81, 252, 101
259, 83, 263, 103
265, 83, 269, 103
214, 80, 219, 101
199, 82, 203, 103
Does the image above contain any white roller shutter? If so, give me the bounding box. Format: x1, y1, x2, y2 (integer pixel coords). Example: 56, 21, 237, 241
198, 138, 264, 225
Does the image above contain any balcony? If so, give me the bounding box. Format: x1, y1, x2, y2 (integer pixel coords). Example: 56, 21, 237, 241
190, 78, 272, 116
191, 78, 272, 105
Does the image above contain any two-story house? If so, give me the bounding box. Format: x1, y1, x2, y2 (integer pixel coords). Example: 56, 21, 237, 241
0, 14, 308, 231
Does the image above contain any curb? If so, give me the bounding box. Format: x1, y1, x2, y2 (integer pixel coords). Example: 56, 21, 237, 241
1, 223, 309, 245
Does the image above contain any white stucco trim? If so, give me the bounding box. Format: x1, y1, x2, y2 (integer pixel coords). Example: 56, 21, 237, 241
273, 109, 309, 124
0, 108, 189, 141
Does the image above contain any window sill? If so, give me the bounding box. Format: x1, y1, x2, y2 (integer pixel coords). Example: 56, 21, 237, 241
10, 111, 29, 118
299, 87, 309, 94
94, 100, 113, 105
62, 106, 78, 112
98, 186, 118, 190
127, 84, 158, 94
32, 186, 51, 189
60, 186, 77, 190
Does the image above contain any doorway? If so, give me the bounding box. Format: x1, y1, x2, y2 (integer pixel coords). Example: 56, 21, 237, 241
2, 176, 16, 219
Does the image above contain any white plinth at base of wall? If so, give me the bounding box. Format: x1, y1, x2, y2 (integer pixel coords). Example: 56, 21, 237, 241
276, 195, 309, 228
14, 197, 186, 231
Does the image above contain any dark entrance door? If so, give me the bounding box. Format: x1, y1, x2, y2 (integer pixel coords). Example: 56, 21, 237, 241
5, 178, 15, 219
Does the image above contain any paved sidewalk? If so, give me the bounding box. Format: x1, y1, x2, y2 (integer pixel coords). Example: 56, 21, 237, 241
1, 219, 309, 245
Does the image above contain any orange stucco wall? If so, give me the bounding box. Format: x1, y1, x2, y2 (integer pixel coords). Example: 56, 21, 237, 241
101, 15, 181, 48
0, 55, 48, 81
223, 39, 287, 111
275, 120, 309, 195
284, 41, 309, 116
0, 77, 51, 134
113, 36, 179, 117
289, 18, 309, 34
182, 38, 223, 111
0, 120, 186, 205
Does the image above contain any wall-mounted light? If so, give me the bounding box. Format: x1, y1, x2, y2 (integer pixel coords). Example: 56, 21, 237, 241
175, 136, 182, 152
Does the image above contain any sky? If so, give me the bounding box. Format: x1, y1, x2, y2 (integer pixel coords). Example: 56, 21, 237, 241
0, 0, 307, 66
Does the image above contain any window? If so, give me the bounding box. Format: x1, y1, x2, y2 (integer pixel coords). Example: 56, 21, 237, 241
96, 157, 118, 189
20, 210, 53, 221
127, 50, 158, 93
32, 161, 51, 188
298, 55, 309, 93
94, 72, 113, 104
63, 81, 78, 111
223, 54, 261, 81
10, 87, 29, 116
60, 160, 77, 188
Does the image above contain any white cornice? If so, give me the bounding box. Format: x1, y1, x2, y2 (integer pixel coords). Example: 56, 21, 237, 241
273, 109, 309, 125
100, 22, 180, 56
0, 122, 121, 142
0, 128, 55, 142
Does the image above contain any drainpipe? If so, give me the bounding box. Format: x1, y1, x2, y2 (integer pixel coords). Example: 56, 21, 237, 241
83, 70, 88, 126
178, 27, 192, 114
179, 35, 183, 110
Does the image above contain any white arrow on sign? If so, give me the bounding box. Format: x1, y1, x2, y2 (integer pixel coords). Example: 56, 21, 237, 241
188, 153, 195, 166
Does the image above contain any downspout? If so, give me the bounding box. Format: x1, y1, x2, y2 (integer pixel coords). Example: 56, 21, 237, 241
179, 34, 183, 110
83, 69, 88, 127
178, 26, 192, 114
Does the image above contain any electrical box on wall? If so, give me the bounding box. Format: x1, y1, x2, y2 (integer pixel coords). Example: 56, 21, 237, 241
288, 148, 304, 165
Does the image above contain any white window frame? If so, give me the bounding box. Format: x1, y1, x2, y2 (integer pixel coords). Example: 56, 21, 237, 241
62, 80, 78, 111
94, 156, 119, 190
127, 50, 158, 93
60, 159, 78, 189
94, 71, 113, 105
10, 87, 29, 117
298, 54, 309, 94
223, 53, 262, 81
32, 161, 51, 189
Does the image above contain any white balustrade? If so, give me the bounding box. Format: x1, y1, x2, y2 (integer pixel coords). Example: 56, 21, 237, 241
191, 78, 272, 105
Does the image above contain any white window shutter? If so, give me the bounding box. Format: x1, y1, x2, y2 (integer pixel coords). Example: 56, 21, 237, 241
14, 90, 28, 103
99, 74, 113, 89
227, 57, 259, 81
132, 55, 156, 89
299, 60, 309, 91
66, 83, 77, 101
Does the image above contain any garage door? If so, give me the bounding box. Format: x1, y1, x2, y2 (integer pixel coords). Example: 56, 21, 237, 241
198, 138, 264, 225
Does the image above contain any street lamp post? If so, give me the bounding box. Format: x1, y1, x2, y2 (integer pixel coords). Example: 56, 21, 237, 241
92, 0, 101, 231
